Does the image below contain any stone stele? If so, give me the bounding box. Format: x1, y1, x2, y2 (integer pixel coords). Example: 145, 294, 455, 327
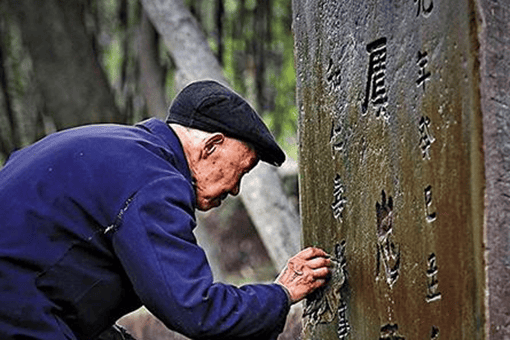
293, 0, 509, 339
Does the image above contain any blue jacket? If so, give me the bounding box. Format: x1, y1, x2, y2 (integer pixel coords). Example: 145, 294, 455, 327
0, 118, 289, 340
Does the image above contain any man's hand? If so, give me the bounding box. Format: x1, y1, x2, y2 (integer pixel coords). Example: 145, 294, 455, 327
275, 247, 331, 304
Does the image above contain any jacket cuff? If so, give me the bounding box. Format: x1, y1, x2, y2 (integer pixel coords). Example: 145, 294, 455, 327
274, 282, 293, 307
269, 283, 292, 339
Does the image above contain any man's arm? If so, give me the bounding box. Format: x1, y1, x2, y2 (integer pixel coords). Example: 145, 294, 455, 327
111, 176, 290, 339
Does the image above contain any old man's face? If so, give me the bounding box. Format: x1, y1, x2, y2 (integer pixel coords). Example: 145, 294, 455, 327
193, 136, 258, 211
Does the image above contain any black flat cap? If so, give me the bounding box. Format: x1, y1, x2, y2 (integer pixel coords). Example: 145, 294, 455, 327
166, 80, 286, 166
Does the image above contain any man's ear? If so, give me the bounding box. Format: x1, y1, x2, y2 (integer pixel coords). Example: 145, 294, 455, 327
203, 133, 225, 157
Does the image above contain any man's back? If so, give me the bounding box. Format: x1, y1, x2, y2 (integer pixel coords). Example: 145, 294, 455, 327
0, 119, 190, 339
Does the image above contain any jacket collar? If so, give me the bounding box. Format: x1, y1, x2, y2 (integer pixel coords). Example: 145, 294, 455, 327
135, 118, 193, 185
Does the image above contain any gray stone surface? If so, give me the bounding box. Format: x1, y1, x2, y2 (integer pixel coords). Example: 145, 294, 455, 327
292, 0, 509, 338
479, 0, 510, 338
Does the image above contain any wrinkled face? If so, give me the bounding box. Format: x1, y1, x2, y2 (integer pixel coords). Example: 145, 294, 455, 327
193, 136, 259, 211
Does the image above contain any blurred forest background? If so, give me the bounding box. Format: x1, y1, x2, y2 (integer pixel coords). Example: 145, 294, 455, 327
0, 0, 303, 339
0, 0, 298, 163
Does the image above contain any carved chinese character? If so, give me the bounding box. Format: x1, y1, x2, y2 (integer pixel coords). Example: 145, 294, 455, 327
376, 190, 400, 288
332, 174, 347, 221
426, 253, 442, 302
414, 0, 434, 17
304, 241, 349, 339
362, 38, 388, 119
416, 51, 431, 90
330, 120, 346, 153
326, 57, 342, 89
424, 185, 437, 222
430, 326, 440, 339
337, 301, 349, 339
419, 116, 435, 160
380, 324, 406, 340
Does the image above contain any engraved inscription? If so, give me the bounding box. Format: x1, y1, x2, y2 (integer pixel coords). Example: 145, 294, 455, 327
380, 324, 406, 340
376, 190, 401, 288
304, 241, 349, 339
332, 174, 347, 221
424, 185, 437, 223
426, 253, 442, 303
362, 38, 388, 119
330, 121, 345, 153
416, 51, 431, 90
337, 301, 350, 339
419, 116, 435, 160
430, 326, 440, 339
414, 0, 434, 17
326, 57, 342, 89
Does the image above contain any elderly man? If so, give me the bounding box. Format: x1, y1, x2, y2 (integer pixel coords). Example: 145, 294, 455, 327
0, 80, 330, 340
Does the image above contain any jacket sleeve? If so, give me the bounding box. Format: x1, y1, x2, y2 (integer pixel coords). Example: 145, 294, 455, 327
111, 176, 290, 339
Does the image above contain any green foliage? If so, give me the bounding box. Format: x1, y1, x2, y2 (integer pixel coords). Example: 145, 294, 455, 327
1, 0, 298, 160
96, 0, 122, 85
103, 38, 123, 86
0, 11, 41, 155
95, 0, 147, 123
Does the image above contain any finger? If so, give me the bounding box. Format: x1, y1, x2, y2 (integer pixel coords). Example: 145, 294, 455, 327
312, 267, 331, 278
299, 247, 329, 260
313, 278, 327, 289
295, 247, 315, 259
307, 257, 331, 269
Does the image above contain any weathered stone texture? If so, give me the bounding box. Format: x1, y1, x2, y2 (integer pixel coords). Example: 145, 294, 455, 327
479, 0, 510, 339
292, 0, 508, 338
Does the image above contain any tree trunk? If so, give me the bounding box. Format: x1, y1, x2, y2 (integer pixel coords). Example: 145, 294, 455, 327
241, 163, 301, 270
140, 0, 227, 91
6, 0, 122, 129
0, 19, 17, 156
141, 0, 302, 270
138, 10, 168, 119
215, 0, 224, 66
